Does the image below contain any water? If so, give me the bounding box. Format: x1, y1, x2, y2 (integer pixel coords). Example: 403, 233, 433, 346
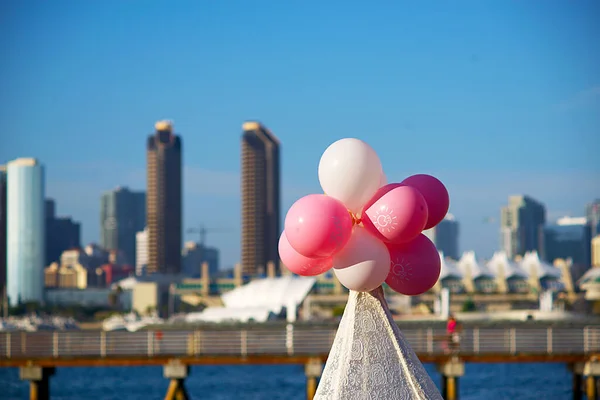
0, 363, 573, 399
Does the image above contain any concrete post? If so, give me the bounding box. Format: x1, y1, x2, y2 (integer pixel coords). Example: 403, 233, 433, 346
164, 359, 190, 400
305, 358, 323, 400
19, 366, 55, 400
436, 358, 465, 400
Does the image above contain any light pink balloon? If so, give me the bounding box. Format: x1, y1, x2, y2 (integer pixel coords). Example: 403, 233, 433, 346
278, 232, 333, 276
333, 227, 391, 292
362, 185, 428, 244
284, 194, 353, 258
401, 174, 449, 229
385, 234, 441, 296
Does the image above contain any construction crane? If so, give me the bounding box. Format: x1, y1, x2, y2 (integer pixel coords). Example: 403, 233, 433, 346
186, 224, 230, 246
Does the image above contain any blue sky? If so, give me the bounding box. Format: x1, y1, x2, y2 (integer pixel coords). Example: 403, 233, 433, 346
1, 1, 599, 268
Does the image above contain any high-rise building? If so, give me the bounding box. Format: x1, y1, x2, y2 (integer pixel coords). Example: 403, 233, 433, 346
6, 158, 45, 306
45, 198, 80, 266
240, 121, 281, 276
500, 195, 546, 259
146, 120, 182, 274
100, 187, 145, 266
544, 216, 592, 266
0, 166, 6, 295
135, 227, 148, 276
182, 241, 220, 278
423, 214, 459, 260
586, 199, 600, 237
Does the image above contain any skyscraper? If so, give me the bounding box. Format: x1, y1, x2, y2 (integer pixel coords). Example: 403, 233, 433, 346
6, 158, 45, 306
100, 187, 145, 266
146, 120, 182, 274
586, 199, 600, 237
45, 198, 81, 266
543, 216, 591, 266
240, 121, 281, 276
0, 166, 7, 295
500, 195, 546, 259
135, 227, 148, 276
423, 214, 459, 260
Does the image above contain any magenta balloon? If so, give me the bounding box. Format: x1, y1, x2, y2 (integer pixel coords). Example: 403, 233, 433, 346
284, 194, 353, 258
362, 185, 428, 244
278, 232, 333, 276
385, 234, 441, 296
401, 174, 449, 229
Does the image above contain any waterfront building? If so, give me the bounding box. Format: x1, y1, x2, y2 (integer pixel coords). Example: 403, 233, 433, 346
456, 251, 496, 293
240, 121, 281, 276
6, 158, 45, 305
146, 120, 182, 274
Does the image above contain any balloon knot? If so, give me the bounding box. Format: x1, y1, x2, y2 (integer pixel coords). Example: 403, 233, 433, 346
349, 211, 361, 226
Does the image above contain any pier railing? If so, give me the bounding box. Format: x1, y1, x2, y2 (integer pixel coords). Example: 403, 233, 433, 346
1, 326, 599, 360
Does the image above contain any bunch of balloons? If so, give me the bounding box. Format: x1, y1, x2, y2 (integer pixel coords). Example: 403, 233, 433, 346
278, 138, 449, 296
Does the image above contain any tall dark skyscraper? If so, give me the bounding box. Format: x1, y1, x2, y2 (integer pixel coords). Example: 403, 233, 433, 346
146, 120, 182, 274
0, 166, 6, 294
240, 121, 280, 276
423, 214, 460, 260
100, 187, 145, 266
45, 198, 81, 265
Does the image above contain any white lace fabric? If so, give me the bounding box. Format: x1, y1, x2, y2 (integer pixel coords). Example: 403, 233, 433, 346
315, 287, 443, 399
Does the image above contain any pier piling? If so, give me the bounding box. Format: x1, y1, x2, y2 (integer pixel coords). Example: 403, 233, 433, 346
305, 357, 323, 400
437, 358, 465, 400
164, 360, 190, 400
569, 363, 584, 400
19, 366, 55, 400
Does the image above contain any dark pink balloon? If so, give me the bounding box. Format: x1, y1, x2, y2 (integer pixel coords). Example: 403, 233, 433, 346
362, 185, 428, 244
284, 194, 353, 258
385, 234, 441, 296
279, 232, 333, 276
401, 174, 449, 229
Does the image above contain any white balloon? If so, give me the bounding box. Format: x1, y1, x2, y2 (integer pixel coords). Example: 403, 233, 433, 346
318, 138, 383, 213
379, 172, 388, 187
333, 226, 391, 292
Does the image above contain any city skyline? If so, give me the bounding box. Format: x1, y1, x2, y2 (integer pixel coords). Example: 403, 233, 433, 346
1, 2, 598, 268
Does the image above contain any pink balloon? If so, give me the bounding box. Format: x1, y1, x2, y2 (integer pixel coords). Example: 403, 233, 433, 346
362, 185, 428, 244
333, 226, 391, 292
385, 234, 441, 296
284, 194, 353, 258
278, 232, 333, 276
401, 174, 449, 229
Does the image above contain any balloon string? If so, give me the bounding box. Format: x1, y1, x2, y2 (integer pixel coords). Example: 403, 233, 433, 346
349, 211, 361, 226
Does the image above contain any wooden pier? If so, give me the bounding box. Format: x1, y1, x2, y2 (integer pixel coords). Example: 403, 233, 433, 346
2, 326, 600, 400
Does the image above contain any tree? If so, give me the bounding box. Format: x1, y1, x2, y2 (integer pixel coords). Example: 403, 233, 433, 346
461, 297, 476, 312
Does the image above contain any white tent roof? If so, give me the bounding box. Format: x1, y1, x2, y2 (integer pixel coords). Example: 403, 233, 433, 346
487, 251, 528, 279
520, 251, 562, 279
186, 276, 316, 323
457, 251, 495, 279
438, 251, 463, 280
